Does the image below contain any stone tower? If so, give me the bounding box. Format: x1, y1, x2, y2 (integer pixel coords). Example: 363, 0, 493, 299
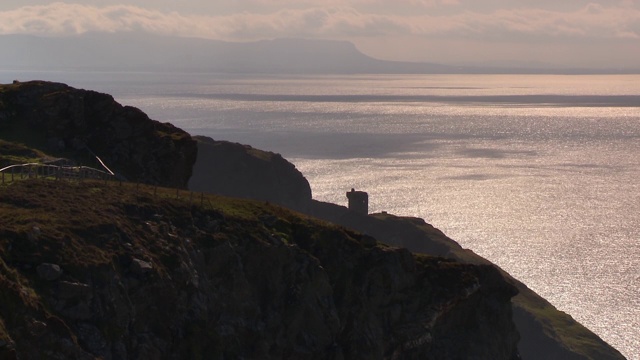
346, 188, 368, 215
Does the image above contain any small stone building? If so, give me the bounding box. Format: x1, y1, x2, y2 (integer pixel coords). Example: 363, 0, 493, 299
346, 188, 368, 215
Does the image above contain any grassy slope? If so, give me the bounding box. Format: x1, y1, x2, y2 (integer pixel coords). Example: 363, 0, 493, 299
0, 140, 49, 167
1, 179, 519, 359
0, 178, 319, 352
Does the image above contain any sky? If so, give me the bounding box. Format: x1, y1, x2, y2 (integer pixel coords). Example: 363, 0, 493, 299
0, 1, 639, 69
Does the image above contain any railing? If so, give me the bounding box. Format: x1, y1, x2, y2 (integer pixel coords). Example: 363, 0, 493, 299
0, 163, 115, 184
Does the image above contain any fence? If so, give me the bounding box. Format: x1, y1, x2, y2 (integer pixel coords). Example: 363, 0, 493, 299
0, 162, 216, 209
0, 163, 115, 184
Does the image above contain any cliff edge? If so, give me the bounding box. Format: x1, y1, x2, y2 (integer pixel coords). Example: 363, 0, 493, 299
0, 180, 519, 359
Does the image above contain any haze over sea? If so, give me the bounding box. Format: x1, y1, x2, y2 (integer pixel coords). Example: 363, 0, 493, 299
3, 71, 638, 358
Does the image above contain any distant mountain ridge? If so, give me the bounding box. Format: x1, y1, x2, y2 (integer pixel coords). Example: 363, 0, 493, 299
6, 32, 634, 74
1, 33, 457, 74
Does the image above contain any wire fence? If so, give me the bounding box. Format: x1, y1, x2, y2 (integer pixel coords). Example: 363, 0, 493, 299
0, 163, 114, 183
0, 162, 217, 209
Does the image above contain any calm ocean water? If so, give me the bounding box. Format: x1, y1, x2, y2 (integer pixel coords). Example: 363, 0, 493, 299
3, 71, 639, 358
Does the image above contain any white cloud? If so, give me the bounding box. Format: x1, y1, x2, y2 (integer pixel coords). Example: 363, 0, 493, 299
0, 2, 638, 41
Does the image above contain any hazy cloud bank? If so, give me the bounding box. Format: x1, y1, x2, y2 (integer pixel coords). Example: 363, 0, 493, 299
1, 2, 638, 41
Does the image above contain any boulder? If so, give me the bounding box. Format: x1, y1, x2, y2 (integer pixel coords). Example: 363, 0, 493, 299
131, 258, 153, 276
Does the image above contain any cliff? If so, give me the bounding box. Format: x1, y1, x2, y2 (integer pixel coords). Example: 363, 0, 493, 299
188, 136, 312, 212
0, 180, 519, 359
0, 81, 197, 188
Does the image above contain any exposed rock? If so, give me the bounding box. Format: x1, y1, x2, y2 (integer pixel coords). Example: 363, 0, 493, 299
27, 226, 41, 242
55, 281, 92, 300
36, 263, 62, 281
131, 258, 153, 275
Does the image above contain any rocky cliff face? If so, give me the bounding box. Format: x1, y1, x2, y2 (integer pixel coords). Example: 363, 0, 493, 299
0, 180, 519, 359
188, 136, 312, 212
0, 81, 197, 188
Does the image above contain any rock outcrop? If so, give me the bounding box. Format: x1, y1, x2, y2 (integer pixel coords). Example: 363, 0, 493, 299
188, 136, 312, 212
0, 81, 197, 188
0, 180, 520, 359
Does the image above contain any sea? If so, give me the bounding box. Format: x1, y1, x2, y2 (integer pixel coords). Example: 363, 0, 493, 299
2, 71, 639, 359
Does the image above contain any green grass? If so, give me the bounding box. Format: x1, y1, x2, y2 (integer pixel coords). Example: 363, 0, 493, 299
0, 140, 48, 167
512, 291, 618, 359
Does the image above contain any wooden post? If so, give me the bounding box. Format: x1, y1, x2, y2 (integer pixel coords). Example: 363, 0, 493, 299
201, 193, 204, 207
